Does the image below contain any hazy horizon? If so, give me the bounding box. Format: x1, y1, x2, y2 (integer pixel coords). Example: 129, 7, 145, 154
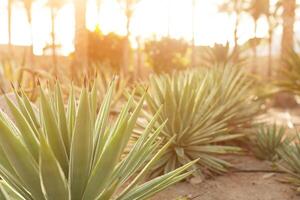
1, 0, 300, 55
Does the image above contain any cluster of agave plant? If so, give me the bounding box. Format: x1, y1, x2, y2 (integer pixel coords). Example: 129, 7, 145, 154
2, 62, 300, 199
250, 123, 300, 191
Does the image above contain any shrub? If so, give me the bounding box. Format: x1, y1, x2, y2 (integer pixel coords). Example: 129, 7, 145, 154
144, 37, 189, 73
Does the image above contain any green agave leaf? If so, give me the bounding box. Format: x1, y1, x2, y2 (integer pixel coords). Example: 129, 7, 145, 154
39, 134, 69, 200
0, 111, 44, 200
55, 83, 70, 156
69, 88, 93, 200
0, 180, 25, 200
39, 88, 68, 175
4, 95, 39, 162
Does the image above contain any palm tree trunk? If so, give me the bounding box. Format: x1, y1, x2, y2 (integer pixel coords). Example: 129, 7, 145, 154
25, 6, 34, 65
281, 0, 296, 59
74, 0, 88, 77
233, 0, 239, 49
252, 21, 257, 73
267, 17, 272, 77
50, 8, 57, 74
191, 0, 196, 67
123, 0, 131, 74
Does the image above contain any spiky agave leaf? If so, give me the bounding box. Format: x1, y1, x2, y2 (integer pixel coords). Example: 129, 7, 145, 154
250, 124, 292, 161
137, 65, 260, 176
0, 80, 195, 200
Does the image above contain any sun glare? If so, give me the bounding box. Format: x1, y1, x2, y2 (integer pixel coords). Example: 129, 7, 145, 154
0, 0, 278, 55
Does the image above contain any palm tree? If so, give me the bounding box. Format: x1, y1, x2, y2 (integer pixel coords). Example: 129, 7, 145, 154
247, 0, 269, 73
117, 0, 140, 73
191, 0, 196, 67
219, 0, 245, 50
281, 0, 296, 59
23, 0, 35, 62
47, 0, 65, 73
219, 0, 248, 65
265, 1, 281, 76
7, 0, 12, 53
73, 0, 88, 76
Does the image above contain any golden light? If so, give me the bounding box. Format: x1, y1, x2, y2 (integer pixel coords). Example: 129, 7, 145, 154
0, 0, 277, 55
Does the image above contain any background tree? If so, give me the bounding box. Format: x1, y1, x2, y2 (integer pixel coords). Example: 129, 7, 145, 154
23, 0, 36, 62
8, 0, 12, 53
88, 28, 126, 71
144, 37, 189, 73
219, 0, 247, 50
46, 0, 65, 73
117, 0, 140, 74
265, 1, 281, 76
246, 0, 269, 73
281, 0, 296, 59
73, 0, 88, 76
191, 0, 196, 67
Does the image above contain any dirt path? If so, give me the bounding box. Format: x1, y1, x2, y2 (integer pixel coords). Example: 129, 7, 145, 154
153, 108, 300, 200
152, 156, 299, 200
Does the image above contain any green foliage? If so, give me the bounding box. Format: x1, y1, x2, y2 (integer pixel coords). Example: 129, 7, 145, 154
201, 43, 246, 67
144, 37, 189, 73
138, 65, 260, 177
250, 124, 292, 161
0, 81, 195, 199
277, 133, 300, 190
88, 28, 127, 71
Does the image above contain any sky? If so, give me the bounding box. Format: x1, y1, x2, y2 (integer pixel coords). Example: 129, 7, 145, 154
0, 0, 299, 55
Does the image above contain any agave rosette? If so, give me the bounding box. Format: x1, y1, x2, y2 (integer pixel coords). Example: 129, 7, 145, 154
251, 124, 292, 161
277, 133, 300, 189
136, 66, 260, 176
0, 80, 195, 200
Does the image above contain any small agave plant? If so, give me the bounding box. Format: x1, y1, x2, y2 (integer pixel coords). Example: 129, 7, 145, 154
277, 133, 300, 190
251, 124, 292, 162
0, 80, 195, 200
137, 66, 260, 177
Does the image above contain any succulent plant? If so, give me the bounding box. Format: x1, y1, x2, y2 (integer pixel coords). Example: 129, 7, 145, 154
277, 133, 300, 190
137, 66, 260, 177
0, 80, 195, 200
251, 124, 292, 161
277, 49, 300, 95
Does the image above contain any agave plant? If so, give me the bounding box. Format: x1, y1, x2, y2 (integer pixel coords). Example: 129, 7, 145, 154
277, 133, 300, 190
277, 49, 300, 96
200, 43, 246, 67
0, 80, 195, 199
137, 66, 260, 177
0, 59, 52, 101
250, 124, 292, 161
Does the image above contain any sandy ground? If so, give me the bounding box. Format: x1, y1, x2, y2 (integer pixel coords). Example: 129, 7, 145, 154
153, 108, 300, 200
152, 156, 299, 200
